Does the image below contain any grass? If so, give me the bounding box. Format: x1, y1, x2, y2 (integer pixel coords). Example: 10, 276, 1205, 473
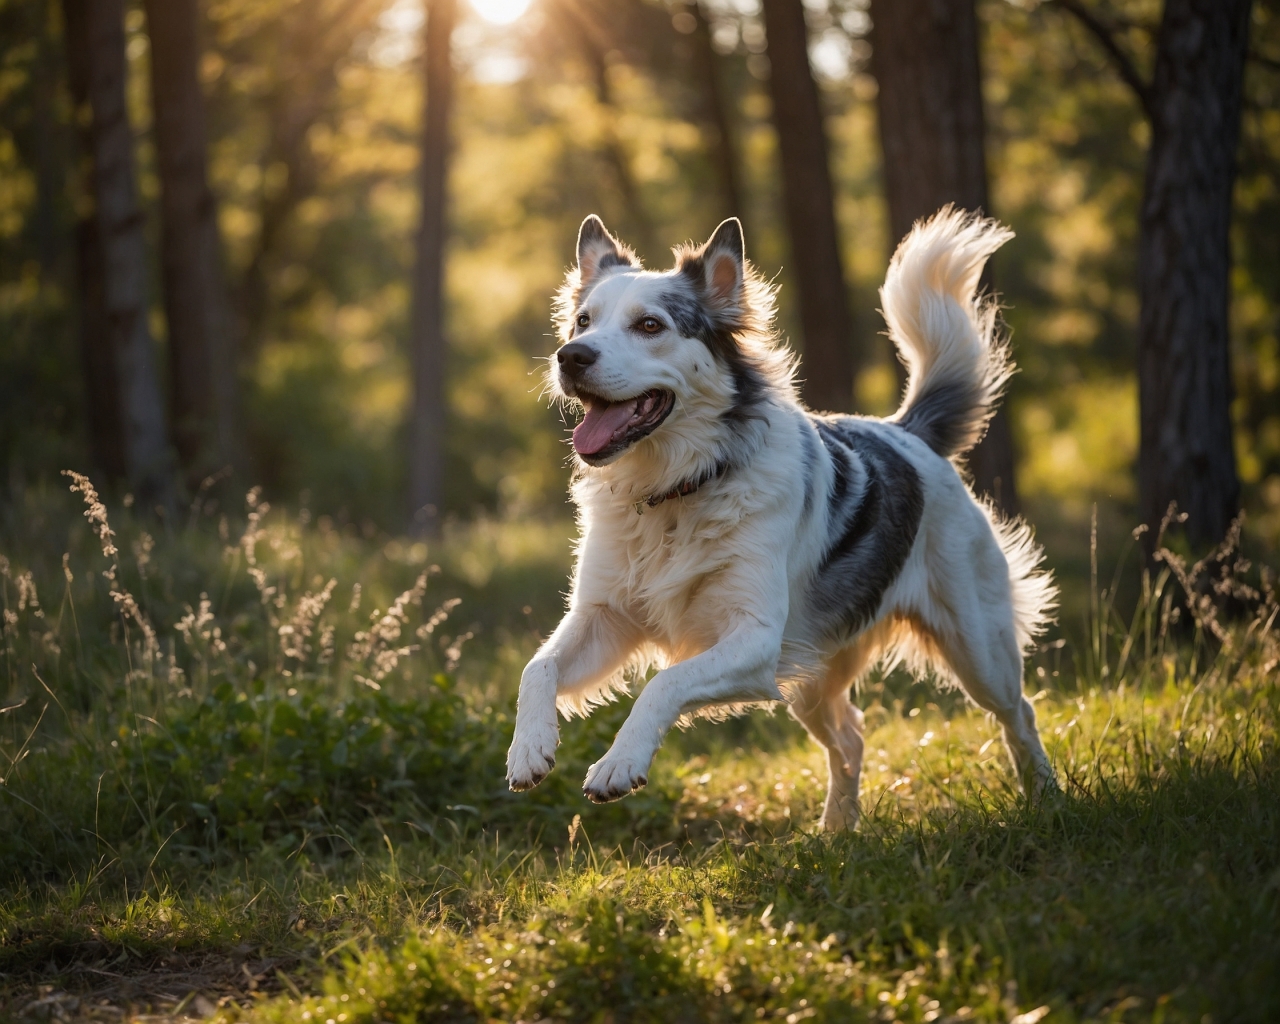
0, 479, 1276, 1023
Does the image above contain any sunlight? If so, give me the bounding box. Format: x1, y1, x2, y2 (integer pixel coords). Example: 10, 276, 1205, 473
470, 0, 531, 25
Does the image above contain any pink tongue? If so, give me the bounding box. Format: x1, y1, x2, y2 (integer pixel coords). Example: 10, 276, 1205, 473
572, 398, 639, 455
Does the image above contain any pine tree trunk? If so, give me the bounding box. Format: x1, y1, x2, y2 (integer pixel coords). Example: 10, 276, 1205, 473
85, 0, 174, 510
760, 0, 856, 414
870, 0, 1018, 514
65, 0, 175, 504
408, 0, 456, 531
62, 0, 125, 483
144, 0, 242, 482
1137, 0, 1250, 548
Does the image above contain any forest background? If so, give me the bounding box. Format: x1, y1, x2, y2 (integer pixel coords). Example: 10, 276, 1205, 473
2, 0, 1278, 597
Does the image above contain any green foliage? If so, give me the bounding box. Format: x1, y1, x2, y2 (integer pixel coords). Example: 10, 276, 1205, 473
0, 482, 683, 879
120, 677, 497, 854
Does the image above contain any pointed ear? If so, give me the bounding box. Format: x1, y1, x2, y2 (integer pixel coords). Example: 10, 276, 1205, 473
686, 218, 745, 309
576, 215, 638, 288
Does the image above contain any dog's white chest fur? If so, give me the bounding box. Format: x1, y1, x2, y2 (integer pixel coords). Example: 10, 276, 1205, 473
576, 478, 766, 661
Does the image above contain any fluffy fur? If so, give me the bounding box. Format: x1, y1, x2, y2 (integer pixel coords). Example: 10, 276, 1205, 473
507, 207, 1058, 828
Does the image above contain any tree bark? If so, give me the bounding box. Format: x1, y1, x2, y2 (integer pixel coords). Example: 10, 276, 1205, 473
1136, 0, 1250, 548
870, 0, 1018, 515
62, 0, 126, 483
84, 0, 174, 511
408, 0, 456, 530
760, 0, 856, 414
144, 0, 242, 483
64, 0, 175, 505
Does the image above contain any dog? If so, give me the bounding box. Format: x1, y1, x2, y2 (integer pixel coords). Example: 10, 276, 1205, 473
506, 206, 1057, 829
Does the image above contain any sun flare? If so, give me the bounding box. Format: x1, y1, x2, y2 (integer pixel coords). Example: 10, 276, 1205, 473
470, 0, 532, 25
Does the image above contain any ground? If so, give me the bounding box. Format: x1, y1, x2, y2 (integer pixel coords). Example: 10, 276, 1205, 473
0, 491, 1276, 1023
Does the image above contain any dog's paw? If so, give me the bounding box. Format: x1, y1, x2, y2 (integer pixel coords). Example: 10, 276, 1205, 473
582, 755, 648, 803
1027, 764, 1062, 801
507, 726, 558, 792
819, 790, 861, 832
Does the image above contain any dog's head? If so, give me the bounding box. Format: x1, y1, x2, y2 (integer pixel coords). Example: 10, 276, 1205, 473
549, 215, 790, 470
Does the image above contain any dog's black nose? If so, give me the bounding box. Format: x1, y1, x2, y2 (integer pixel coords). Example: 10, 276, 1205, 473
557, 343, 598, 376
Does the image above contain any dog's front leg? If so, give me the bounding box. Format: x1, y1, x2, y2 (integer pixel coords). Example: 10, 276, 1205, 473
507, 605, 639, 792
582, 622, 784, 803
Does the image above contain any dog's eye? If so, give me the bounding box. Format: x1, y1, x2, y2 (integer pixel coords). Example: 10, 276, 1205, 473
575, 312, 590, 330
639, 317, 663, 334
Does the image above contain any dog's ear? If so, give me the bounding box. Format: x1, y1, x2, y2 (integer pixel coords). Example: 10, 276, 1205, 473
680, 218, 745, 311
576, 215, 638, 289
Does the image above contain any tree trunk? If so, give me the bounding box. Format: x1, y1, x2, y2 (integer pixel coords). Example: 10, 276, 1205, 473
689, 1, 746, 226
408, 0, 456, 531
82, 0, 174, 511
1137, 0, 1250, 548
760, 0, 855, 414
870, 0, 1018, 514
64, 0, 126, 483
144, 0, 242, 483
64, 0, 169, 500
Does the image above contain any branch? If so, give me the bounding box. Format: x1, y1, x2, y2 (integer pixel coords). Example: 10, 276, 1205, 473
1050, 0, 1155, 120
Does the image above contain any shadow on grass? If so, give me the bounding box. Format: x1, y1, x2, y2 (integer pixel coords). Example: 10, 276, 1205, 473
3, 741, 1271, 1023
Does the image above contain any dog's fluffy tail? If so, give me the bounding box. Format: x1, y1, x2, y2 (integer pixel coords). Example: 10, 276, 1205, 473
883, 206, 1013, 459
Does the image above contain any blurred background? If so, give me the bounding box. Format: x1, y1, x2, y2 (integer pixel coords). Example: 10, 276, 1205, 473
1, 0, 1278, 621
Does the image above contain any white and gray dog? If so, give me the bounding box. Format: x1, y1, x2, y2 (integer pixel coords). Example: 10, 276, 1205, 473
506, 207, 1057, 829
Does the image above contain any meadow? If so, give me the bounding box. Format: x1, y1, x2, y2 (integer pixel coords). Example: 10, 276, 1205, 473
0, 478, 1275, 1024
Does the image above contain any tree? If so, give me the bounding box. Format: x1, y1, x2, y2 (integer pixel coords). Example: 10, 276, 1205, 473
64, 0, 174, 509
143, 0, 242, 482
869, 0, 1019, 515
408, 0, 457, 530
62, 0, 125, 483
760, 0, 856, 414
1055, 0, 1251, 547
225, 0, 383, 362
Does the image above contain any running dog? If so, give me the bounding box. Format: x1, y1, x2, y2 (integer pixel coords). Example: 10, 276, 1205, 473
506, 207, 1057, 829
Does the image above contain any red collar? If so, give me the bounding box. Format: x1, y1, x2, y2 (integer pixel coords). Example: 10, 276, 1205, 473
638, 459, 731, 513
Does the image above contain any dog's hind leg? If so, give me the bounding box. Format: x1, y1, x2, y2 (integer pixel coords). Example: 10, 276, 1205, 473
921, 551, 1055, 795
789, 637, 880, 831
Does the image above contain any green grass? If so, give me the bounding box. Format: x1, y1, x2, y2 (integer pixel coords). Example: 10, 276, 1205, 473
0, 481, 1277, 1023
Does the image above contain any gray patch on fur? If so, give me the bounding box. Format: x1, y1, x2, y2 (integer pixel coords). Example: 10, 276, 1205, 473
808, 418, 924, 642
658, 282, 768, 423
597, 250, 633, 273
896, 379, 992, 458
800, 421, 821, 520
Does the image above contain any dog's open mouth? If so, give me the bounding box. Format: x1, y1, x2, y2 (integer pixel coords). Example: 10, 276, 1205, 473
572, 388, 675, 463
